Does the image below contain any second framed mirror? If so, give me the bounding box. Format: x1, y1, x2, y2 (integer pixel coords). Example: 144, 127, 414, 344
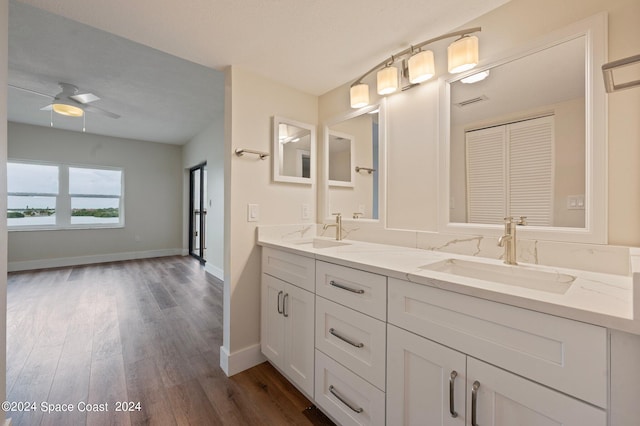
323, 101, 386, 222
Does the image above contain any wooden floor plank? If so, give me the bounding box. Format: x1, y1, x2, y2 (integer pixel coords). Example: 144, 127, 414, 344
7, 256, 334, 426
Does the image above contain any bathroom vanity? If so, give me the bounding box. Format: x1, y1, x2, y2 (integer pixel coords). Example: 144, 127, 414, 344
259, 229, 639, 426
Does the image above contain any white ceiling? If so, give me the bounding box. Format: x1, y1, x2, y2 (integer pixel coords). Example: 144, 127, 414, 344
9, 0, 511, 143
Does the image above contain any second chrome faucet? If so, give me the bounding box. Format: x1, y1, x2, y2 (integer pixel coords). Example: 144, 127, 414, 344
498, 216, 526, 265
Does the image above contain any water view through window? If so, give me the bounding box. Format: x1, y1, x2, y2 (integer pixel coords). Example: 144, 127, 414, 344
7, 162, 123, 228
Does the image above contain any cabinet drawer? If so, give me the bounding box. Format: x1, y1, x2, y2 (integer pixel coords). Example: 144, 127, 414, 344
388, 278, 607, 408
316, 261, 387, 320
316, 297, 386, 390
262, 247, 315, 292
315, 350, 385, 426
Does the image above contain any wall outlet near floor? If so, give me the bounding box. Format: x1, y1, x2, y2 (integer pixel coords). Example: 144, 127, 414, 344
248, 203, 259, 222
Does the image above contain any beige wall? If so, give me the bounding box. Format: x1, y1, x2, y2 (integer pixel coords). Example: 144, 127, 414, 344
7, 122, 183, 267
222, 66, 317, 373
0, 0, 8, 409
183, 118, 225, 278
318, 0, 640, 246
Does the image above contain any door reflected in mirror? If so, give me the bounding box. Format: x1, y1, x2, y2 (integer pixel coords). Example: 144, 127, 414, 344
273, 117, 316, 184
325, 108, 380, 220
449, 36, 586, 228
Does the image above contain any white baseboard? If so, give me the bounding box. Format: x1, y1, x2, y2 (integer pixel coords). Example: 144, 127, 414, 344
8, 248, 184, 272
204, 263, 224, 281
219, 343, 266, 377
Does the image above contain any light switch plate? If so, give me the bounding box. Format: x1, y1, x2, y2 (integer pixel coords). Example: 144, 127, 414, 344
248, 203, 259, 222
301, 203, 310, 220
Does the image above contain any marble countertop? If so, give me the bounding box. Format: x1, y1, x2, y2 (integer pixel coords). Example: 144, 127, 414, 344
258, 232, 640, 335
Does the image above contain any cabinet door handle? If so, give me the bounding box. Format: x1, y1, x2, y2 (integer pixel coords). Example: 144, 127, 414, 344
471, 380, 481, 426
329, 280, 365, 294
283, 293, 289, 318
329, 385, 363, 414
277, 290, 283, 314
449, 370, 458, 418
329, 328, 364, 348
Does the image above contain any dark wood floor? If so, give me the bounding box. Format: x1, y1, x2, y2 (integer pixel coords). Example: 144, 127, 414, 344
7, 256, 334, 426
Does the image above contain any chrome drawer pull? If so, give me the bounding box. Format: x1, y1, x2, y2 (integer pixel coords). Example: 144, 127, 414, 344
283, 293, 289, 318
449, 370, 458, 418
329, 385, 363, 414
329, 328, 364, 348
277, 290, 283, 314
329, 280, 365, 294
471, 380, 480, 426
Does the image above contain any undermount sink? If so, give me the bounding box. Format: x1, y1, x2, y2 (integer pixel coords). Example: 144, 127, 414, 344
294, 238, 352, 249
419, 258, 576, 294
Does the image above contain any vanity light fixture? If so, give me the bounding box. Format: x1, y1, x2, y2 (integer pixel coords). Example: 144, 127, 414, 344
377, 63, 399, 95
349, 27, 481, 108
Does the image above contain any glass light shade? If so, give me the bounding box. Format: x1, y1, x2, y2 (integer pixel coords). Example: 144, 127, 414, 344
448, 35, 479, 73
408, 50, 435, 84
52, 102, 84, 117
350, 83, 370, 108
461, 70, 490, 84
377, 66, 398, 95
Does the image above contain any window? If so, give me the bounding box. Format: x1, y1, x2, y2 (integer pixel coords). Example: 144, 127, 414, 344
7, 161, 124, 229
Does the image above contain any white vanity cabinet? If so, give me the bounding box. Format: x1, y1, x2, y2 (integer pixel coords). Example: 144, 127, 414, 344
388, 277, 607, 426
261, 248, 315, 398
314, 261, 387, 426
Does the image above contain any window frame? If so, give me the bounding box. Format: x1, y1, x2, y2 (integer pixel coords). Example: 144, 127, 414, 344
7, 159, 125, 231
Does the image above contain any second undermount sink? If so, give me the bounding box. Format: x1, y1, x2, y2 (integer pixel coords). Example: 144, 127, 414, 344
294, 238, 352, 249
419, 258, 576, 294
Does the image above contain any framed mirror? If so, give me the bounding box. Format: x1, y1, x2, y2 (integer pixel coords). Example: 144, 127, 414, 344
323, 102, 386, 221
273, 116, 316, 184
439, 14, 607, 243
328, 130, 355, 187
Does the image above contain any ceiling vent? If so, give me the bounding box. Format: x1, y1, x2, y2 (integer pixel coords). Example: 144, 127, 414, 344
454, 95, 488, 108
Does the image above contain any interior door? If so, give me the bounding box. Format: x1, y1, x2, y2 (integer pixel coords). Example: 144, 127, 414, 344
189, 163, 207, 262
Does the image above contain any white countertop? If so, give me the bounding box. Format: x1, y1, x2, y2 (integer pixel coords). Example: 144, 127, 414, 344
258, 235, 640, 335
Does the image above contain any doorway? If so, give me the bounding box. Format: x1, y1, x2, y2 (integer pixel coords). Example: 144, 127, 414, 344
189, 163, 207, 262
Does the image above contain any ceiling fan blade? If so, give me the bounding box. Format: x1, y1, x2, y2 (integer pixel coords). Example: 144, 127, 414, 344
70, 93, 100, 104
9, 84, 54, 99
83, 104, 121, 119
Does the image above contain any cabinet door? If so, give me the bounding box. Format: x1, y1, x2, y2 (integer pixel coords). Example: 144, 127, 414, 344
387, 325, 466, 426
261, 274, 285, 368
283, 282, 315, 397
467, 358, 606, 426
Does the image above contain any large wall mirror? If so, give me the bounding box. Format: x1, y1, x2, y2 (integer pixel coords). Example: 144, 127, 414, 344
273, 116, 316, 184
324, 102, 386, 221
439, 14, 607, 243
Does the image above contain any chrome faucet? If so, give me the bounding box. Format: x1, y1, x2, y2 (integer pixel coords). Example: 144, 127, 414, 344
323, 213, 343, 241
498, 216, 526, 265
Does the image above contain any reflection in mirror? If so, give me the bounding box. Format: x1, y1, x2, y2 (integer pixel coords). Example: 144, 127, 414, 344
273, 116, 316, 184
449, 36, 585, 228
441, 14, 607, 243
326, 108, 380, 220
328, 131, 354, 187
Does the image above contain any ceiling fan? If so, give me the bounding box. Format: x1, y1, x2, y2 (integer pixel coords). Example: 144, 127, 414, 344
9, 82, 121, 119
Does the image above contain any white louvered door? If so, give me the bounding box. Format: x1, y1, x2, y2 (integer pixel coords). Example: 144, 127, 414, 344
466, 116, 554, 225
